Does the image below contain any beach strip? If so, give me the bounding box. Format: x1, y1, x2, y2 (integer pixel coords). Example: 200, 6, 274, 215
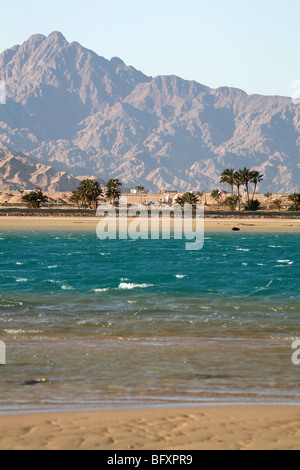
1, 406, 300, 450
0, 216, 300, 232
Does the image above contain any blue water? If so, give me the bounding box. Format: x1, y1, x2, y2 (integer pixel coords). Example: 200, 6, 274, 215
0, 230, 299, 412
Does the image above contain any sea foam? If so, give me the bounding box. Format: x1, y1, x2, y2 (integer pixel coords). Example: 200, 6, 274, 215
118, 282, 153, 290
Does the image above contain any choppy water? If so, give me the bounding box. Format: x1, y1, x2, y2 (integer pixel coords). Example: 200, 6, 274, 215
0, 229, 299, 413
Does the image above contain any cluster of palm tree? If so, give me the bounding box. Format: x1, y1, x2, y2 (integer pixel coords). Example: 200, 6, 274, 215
70, 179, 103, 209
22, 188, 48, 208
220, 168, 264, 211
70, 178, 124, 209
210, 189, 241, 211
265, 193, 300, 212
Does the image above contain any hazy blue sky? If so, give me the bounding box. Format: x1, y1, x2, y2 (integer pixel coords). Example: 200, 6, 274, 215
1, 0, 299, 97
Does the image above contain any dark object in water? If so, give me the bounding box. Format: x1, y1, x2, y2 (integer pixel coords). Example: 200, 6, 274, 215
232, 227, 241, 231
189, 374, 228, 380
21, 378, 47, 386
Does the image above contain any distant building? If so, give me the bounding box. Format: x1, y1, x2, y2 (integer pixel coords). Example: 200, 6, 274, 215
159, 189, 178, 194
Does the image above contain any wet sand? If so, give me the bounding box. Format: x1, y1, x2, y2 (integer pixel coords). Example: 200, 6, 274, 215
1, 406, 300, 450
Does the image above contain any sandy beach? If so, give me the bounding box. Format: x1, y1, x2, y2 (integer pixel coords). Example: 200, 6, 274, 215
1, 406, 300, 450
0, 216, 300, 232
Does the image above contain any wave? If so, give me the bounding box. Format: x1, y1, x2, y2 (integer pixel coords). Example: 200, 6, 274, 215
61, 285, 75, 291
3, 329, 43, 335
118, 282, 154, 290
93, 283, 154, 293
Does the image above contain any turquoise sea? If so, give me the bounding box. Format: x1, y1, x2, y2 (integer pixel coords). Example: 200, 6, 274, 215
0, 229, 299, 413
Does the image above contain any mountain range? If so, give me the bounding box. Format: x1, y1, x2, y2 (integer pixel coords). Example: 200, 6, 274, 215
0, 31, 299, 193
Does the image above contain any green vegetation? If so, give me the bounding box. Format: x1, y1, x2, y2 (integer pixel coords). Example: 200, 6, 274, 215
220, 168, 264, 211
251, 171, 264, 200
70, 179, 103, 209
107, 179, 122, 190
136, 185, 145, 206
273, 199, 283, 211
233, 172, 244, 211
288, 193, 300, 211
211, 189, 223, 209
264, 193, 273, 210
224, 195, 240, 211
106, 179, 122, 205
243, 199, 261, 211
176, 192, 200, 207
220, 169, 235, 196
22, 188, 48, 209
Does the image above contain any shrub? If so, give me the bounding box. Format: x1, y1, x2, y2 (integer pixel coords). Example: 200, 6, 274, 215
243, 199, 261, 211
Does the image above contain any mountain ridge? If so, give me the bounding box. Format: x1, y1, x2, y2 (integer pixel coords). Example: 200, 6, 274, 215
0, 146, 82, 192
0, 31, 299, 192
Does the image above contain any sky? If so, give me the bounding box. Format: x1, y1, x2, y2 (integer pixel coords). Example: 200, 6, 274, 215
1, 0, 300, 97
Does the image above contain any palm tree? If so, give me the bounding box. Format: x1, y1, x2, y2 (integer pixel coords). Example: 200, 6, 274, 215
233, 172, 244, 211
288, 193, 300, 211
224, 195, 239, 211
195, 191, 204, 203
69, 191, 82, 209
87, 180, 103, 209
273, 199, 283, 212
107, 178, 122, 190
136, 185, 145, 207
238, 167, 253, 204
22, 193, 36, 208
176, 192, 200, 208
220, 169, 235, 196
106, 187, 121, 205
211, 190, 223, 209
184, 192, 200, 205
251, 171, 264, 200
264, 193, 273, 210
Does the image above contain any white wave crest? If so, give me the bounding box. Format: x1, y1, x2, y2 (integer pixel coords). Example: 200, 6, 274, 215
118, 282, 153, 290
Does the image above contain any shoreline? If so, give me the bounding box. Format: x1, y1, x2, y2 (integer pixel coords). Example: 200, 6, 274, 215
1, 405, 300, 450
0, 216, 300, 232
